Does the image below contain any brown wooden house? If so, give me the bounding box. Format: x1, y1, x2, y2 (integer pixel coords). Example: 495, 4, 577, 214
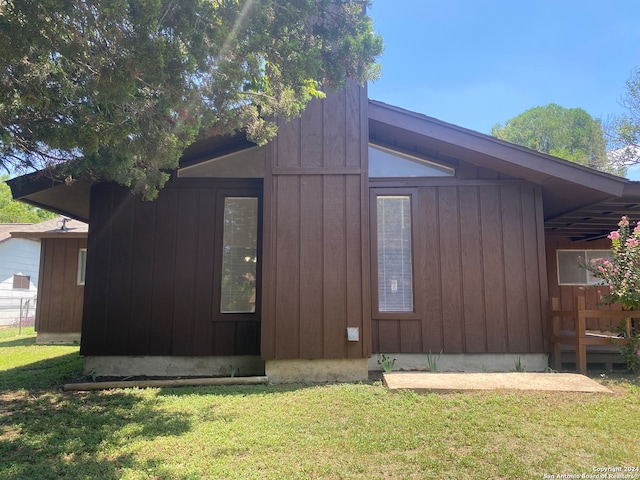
9, 217, 88, 344
8, 83, 640, 380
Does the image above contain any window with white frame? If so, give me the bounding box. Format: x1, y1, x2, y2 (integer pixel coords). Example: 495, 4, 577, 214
557, 249, 613, 285
77, 249, 87, 285
376, 195, 414, 312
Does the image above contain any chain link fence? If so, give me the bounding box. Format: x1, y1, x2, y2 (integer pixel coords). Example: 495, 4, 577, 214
0, 296, 37, 330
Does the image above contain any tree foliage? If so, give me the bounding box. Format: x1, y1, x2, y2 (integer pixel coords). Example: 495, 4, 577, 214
1, 174, 56, 222
608, 67, 640, 168
491, 104, 619, 174
0, 0, 383, 198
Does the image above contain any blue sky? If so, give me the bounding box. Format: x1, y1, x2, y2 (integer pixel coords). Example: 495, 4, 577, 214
367, 1, 640, 137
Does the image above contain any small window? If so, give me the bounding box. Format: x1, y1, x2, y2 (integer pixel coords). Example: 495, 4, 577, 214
77, 249, 87, 285
12, 274, 30, 290
179, 146, 265, 178
376, 195, 414, 312
557, 250, 613, 285
369, 144, 455, 178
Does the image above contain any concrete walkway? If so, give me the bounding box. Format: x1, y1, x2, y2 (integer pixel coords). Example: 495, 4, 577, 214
383, 372, 612, 394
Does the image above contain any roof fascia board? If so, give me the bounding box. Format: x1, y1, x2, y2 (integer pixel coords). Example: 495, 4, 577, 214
368, 101, 627, 197
10, 231, 87, 239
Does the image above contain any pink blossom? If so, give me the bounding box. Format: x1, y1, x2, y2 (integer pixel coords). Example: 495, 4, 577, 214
619, 216, 630, 227
609, 231, 620, 240
627, 238, 639, 248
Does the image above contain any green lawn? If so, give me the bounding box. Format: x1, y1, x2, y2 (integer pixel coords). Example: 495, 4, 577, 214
1, 328, 639, 479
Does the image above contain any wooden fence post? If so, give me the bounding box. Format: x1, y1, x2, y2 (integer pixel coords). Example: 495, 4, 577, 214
576, 296, 587, 375
551, 298, 561, 371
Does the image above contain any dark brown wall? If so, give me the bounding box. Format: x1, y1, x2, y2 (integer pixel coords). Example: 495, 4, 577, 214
546, 236, 619, 331
80, 178, 261, 356
36, 237, 86, 334
371, 180, 548, 355
261, 83, 371, 360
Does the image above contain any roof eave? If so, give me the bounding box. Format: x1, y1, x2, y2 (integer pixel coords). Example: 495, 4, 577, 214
368, 99, 628, 198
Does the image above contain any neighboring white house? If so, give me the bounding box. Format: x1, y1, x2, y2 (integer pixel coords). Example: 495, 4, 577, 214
0, 224, 40, 326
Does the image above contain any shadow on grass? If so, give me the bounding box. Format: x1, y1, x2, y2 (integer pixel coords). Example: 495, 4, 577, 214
155, 380, 375, 399
0, 352, 84, 392
0, 340, 199, 479
0, 336, 37, 348
0, 388, 193, 479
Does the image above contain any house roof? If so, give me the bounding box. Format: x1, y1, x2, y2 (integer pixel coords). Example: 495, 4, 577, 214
0, 223, 32, 244
6, 97, 640, 240
5, 172, 92, 222
9, 216, 88, 239
368, 100, 640, 240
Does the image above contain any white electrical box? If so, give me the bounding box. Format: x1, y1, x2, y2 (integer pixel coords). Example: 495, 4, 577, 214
346, 327, 359, 342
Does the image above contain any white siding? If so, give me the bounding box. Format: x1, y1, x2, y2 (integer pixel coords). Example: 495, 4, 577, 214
0, 238, 40, 326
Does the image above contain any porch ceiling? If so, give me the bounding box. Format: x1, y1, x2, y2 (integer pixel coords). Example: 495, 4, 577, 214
544, 191, 640, 241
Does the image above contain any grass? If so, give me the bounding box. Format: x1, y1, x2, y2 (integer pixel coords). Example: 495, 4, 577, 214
1, 328, 640, 479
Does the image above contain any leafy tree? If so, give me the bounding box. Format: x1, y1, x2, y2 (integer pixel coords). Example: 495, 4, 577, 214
608, 68, 640, 168
491, 104, 619, 174
0, 0, 383, 198
0, 175, 56, 223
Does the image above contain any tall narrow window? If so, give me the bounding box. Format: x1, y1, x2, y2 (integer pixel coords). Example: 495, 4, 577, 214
377, 195, 414, 312
77, 249, 87, 285
220, 197, 258, 313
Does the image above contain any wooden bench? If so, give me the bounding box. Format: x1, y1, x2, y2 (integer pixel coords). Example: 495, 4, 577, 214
549, 296, 636, 374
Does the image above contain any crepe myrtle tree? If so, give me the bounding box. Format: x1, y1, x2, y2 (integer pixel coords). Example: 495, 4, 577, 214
0, 0, 383, 198
585, 216, 640, 372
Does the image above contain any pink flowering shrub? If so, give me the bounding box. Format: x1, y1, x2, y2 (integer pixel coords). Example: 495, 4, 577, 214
587, 216, 640, 308
585, 216, 640, 372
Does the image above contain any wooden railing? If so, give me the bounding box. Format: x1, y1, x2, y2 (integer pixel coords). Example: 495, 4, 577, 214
549, 296, 637, 374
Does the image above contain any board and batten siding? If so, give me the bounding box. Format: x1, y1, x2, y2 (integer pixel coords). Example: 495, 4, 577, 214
81, 178, 262, 357
261, 82, 371, 360
371, 181, 549, 355
35, 237, 86, 334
